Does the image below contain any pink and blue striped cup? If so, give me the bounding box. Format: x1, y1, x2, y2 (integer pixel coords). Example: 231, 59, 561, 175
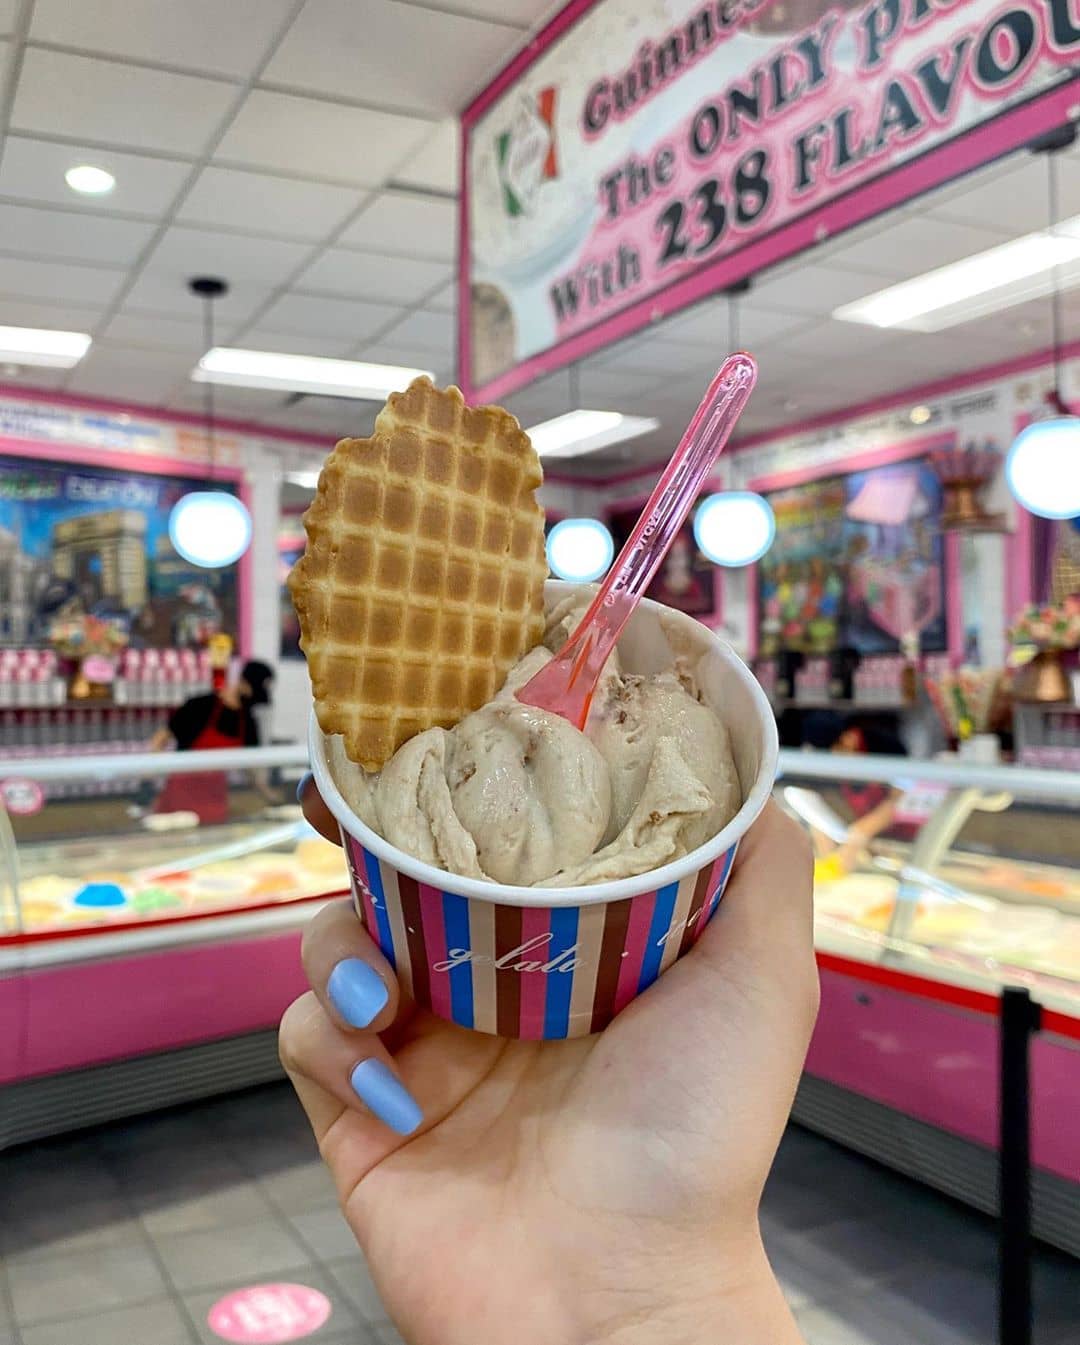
309, 583, 778, 1040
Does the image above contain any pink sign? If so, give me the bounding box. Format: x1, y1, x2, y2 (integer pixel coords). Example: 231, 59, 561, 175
207, 1284, 332, 1344
460, 0, 1080, 401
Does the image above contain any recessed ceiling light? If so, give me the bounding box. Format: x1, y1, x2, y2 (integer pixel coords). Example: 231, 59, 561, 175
694, 492, 776, 567
65, 164, 116, 195
0, 325, 91, 368
525, 409, 659, 459
546, 518, 615, 582
833, 220, 1080, 332
193, 348, 432, 400
909, 405, 933, 425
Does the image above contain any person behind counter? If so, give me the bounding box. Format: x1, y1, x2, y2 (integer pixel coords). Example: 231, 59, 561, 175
803, 712, 912, 870
147, 659, 276, 825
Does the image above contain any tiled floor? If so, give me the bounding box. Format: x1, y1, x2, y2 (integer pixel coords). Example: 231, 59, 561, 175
0, 1083, 1076, 1345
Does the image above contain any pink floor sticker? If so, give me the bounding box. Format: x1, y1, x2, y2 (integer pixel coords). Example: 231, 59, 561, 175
207, 1283, 332, 1343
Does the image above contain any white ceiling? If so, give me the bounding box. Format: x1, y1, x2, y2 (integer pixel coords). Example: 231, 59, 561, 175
0, 0, 1077, 476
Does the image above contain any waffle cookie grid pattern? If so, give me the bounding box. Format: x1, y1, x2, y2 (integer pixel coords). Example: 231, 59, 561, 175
289, 379, 547, 771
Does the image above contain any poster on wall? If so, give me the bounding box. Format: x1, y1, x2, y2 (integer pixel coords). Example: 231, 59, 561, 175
758, 457, 946, 655
0, 457, 238, 651
460, 0, 1080, 399
279, 515, 307, 660
609, 499, 717, 617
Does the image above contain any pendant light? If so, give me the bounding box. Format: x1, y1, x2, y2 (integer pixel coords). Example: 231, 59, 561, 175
1005, 130, 1080, 521
168, 276, 253, 568
694, 282, 776, 566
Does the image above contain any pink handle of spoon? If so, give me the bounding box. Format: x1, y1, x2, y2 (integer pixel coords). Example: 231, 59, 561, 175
518, 352, 758, 729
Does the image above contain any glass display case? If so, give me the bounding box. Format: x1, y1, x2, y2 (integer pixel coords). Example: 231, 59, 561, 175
0, 744, 347, 1148
775, 750, 1080, 1258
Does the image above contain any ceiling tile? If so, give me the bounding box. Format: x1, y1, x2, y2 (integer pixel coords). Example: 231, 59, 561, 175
394, 120, 459, 195
178, 166, 363, 240
0, 298, 106, 332
29, 0, 296, 79
11, 49, 236, 155
264, 0, 524, 117
767, 319, 906, 363
448, 0, 553, 20
236, 326, 358, 358
376, 307, 454, 352
66, 344, 186, 403
930, 154, 1080, 237
257, 291, 404, 340
123, 268, 270, 324
357, 341, 450, 383
424, 280, 456, 313
0, 367, 70, 391
828, 217, 1010, 280
297, 249, 450, 305
142, 225, 314, 289
338, 191, 457, 260
750, 263, 897, 316
98, 309, 216, 353
0, 40, 9, 109
215, 89, 433, 186
0, 255, 126, 306
0, 203, 156, 266
0, 3, 16, 34
0, 136, 190, 216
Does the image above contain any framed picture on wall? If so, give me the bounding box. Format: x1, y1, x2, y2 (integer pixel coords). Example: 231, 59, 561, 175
0, 455, 239, 650
278, 513, 306, 660
756, 454, 948, 657
608, 499, 717, 618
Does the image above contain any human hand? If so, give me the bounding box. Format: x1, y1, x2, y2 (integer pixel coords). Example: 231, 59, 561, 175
281, 783, 816, 1345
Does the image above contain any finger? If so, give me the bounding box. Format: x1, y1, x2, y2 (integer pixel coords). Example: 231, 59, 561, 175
302, 898, 400, 1034
298, 772, 339, 844
280, 992, 423, 1152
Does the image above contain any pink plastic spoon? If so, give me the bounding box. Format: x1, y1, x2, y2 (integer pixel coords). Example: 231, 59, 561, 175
517, 352, 758, 729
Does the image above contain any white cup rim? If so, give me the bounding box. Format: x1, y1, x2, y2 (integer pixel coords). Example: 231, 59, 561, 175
308, 590, 778, 909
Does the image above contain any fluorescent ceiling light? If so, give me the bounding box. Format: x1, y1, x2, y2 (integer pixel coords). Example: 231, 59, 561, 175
0, 325, 91, 368
193, 348, 433, 399
834, 219, 1080, 332
285, 470, 321, 489
526, 409, 659, 459
65, 164, 116, 195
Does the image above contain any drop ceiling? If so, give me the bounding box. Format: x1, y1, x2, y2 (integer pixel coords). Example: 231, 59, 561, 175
0, 0, 1077, 477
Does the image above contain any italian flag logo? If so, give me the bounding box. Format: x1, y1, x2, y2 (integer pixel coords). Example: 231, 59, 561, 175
496, 87, 558, 218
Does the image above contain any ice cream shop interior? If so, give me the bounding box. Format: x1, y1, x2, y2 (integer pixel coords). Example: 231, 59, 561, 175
1, 2, 1079, 1343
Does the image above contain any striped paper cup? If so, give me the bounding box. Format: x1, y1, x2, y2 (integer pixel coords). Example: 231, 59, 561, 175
309, 582, 778, 1040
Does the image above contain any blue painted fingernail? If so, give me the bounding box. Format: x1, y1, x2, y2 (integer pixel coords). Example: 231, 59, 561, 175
328, 959, 389, 1028
350, 1059, 422, 1135
296, 771, 313, 805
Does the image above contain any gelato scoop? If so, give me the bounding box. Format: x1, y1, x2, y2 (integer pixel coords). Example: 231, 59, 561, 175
327, 598, 742, 888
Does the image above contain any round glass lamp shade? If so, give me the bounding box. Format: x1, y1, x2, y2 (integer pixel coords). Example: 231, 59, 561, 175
1005, 419, 1080, 520
693, 491, 776, 567
546, 517, 615, 583
168, 491, 252, 568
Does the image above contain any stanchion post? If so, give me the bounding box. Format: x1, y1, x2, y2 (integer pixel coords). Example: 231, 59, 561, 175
999, 985, 1042, 1345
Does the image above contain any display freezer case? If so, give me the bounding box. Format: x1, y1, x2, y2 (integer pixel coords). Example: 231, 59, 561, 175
775, 749, 1080, 1257
0, 744, 348, 1147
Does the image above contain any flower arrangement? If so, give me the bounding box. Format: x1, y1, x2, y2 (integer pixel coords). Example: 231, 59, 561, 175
48, 612, 128, 660
1009, 597, 1080, 651
925, 667, 1001, 740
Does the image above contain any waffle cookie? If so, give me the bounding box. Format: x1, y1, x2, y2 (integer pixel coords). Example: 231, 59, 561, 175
289, 377, 547, 772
